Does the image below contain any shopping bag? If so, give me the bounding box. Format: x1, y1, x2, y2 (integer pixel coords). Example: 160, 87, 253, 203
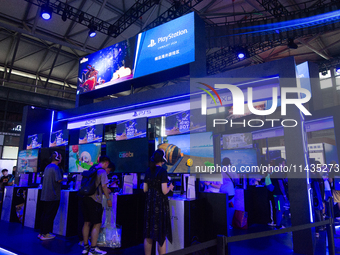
97, 194, 121, 248
232, 210, 248, 229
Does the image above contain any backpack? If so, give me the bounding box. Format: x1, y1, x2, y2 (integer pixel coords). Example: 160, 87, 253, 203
78, 165, 102, 197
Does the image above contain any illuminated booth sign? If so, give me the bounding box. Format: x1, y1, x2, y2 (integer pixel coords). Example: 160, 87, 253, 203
77, 12, 196, 94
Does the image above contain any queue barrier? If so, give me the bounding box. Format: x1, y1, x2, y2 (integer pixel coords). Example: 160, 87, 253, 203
166, 197, 336, 255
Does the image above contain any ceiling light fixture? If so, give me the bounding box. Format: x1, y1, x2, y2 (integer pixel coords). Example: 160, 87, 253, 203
88, 23, 97, 38
41, 4, 52, 20
287, 38, 298, 49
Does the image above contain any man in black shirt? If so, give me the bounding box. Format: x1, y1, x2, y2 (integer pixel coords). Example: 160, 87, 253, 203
0, 169, 14, 189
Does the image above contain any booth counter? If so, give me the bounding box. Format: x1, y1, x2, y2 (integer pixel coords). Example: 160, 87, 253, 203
1, 186, 27, 223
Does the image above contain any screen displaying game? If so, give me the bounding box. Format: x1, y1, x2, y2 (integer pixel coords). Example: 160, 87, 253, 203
17, 149, 39, 172
68, 143, 101, 173
50, 129, 69, 147
77, 38, 136, 93
220, 149, 258, 173
39, 146, 66, 173
27, 134, 43, 149
106, 138, 150, 173
221, 133, 253, 149
165, 109, 206, 136
116, 118, 147, 140
158, 132, 214, 173
79, 124, 103, 144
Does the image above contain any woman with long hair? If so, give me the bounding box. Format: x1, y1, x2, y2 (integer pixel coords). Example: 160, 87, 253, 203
143, 149, 174, 255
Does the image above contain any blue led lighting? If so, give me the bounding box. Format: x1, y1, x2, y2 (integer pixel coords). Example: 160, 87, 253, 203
42, 12, 51, 20
89, 31, 96, 38
238, 53, 245, 59
228, 10, 340, 36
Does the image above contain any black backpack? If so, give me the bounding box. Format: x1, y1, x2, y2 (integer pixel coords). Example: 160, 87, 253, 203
78, 165, 101, 197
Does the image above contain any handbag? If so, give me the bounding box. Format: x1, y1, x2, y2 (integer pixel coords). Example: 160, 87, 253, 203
232, 210, 248, 230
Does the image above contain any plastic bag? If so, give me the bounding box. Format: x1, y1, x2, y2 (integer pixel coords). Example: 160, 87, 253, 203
97, 194, 121, 248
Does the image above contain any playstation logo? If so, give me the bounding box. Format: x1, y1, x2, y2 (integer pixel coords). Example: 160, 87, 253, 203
148, 39, 156, 47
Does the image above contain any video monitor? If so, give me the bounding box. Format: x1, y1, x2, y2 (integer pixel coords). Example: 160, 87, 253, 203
159, 132, 214, 173
79, 124, 103, 144
106, 138, 150, 173
165, 109, 206, 136
17, 149, 39, 172
27, 134, 43, 149
50, 129, 69, 147
221, 133, 253, 149
116, 118, 147, 140
68, 143, 101, 173
39, 147, 66, 174
221, 149, 258, 173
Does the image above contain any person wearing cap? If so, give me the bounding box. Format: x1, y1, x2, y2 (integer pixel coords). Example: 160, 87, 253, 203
82, 155, 112, 255
38, 151, 63, 241
143, 149, 174, 255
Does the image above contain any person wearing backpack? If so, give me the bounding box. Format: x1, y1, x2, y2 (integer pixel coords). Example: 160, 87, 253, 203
38, 151, 63, 240
81, 155, 112, 255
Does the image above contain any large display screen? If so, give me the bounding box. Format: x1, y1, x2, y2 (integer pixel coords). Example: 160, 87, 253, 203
79, 124, 103, 144
220, 149, 258, 173
17, 149, 39, 172
68, 143, 101, 173
27, 134, 43, 149
165, 109, 206, 136
40, 147, 66, 173
106, 138, 150, 173
133, 12, 195, 78
77, 12, 195, 94
159, 132, 214, 173
221, 133, 253, 149
50, 129, 69, 147
116, 118, 147, 140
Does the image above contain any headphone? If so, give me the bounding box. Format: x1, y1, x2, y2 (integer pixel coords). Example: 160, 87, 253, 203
54, 151, 61, 161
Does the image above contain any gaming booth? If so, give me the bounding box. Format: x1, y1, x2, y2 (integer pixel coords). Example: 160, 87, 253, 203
2, 11, 340, 255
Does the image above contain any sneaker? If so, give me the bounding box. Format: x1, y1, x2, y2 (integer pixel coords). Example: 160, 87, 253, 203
82, 245, 90, 255
89, 247, 107, 255
40, 233, 56, 240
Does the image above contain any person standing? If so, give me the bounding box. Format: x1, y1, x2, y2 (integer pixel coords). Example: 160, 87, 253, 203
38, 151, 63, 240
143, 149, 174, 255
82, 155, 112, 255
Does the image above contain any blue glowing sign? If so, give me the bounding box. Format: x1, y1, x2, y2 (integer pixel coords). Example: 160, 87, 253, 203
133, 12, 195, 78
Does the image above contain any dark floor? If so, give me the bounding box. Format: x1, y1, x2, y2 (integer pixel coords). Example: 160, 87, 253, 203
0, 220, 337, 255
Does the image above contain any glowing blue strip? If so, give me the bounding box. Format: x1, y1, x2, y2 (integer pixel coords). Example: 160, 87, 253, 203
231, 10, 340, 36
0, 248, 18, 255
308, 188, 313, 223
49, 111, 54, 147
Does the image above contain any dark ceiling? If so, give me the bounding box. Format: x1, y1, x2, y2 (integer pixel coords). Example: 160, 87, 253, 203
0, 0, 339, 102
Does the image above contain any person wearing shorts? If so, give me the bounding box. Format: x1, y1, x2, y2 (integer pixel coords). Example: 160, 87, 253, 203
82, 155, 112, 255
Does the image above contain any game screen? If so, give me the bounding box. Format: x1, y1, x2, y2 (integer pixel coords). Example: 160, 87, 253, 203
79, 125, 103, 144
27, 134, 43, 149
116, 118, 147, 140
50, 129, 69, 147
106, 138, 150, 173
68, 143, 101, 173
39, 147, 66, 173
221, 133, 253, 149
17, 149, 39, 172
77, 37, 136, 93
165, 109, 206, 136
159, 132, 214, 173
221, 149, 258, 173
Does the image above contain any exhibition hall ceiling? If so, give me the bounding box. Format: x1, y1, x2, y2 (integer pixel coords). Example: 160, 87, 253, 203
0, 0, 339, 102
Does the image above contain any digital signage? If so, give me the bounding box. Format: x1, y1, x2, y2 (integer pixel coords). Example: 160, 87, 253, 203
165, 109, 206, 136
50, 129, 69, 147
77, 12, 196, 94
27, 134, 43, 149
116, 118, 147, 140
18, 149, 39, 173
69, 143, 101, 173
79, 124, 103, 144
221, 133, 253, 149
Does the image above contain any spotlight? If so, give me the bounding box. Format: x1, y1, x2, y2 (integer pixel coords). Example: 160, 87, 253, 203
236, 48, 247, 59
336, 65, 340, 74
321, 68, 328, 76
78, 12, 84, 23
41, 4, 52, 20
62, 9, 68, 21
287, 38, 298, 49
88, 24, 97, 38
